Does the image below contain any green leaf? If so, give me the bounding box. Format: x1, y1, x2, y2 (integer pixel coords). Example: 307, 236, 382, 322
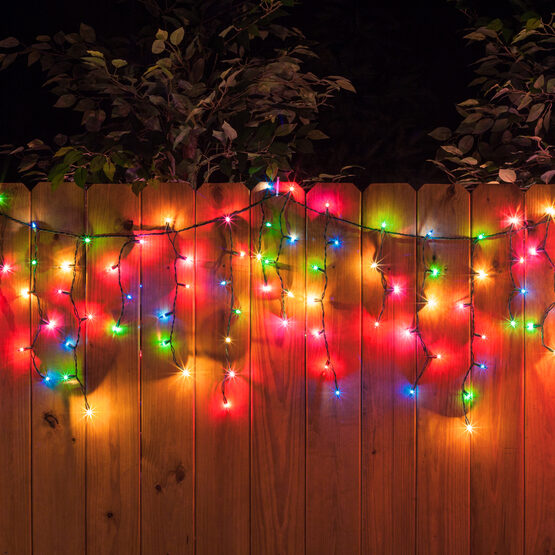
170, 27, 185, 46
103, 160, 116, 181
464, 31, 486, 41
152, 40, 165, 54
307, 129, 329, 140
527, 103, 544, 122
499, 168, 516, 183
79, 23, 96, 43
74, 167, 88, 188
112, 59, 128, 68
222, 121, 238, 141
428, 127, 451, 141
275, 123, 296, 137
53, 146, 74, 158
54, 94, 77, 108
0, 37, 20, 48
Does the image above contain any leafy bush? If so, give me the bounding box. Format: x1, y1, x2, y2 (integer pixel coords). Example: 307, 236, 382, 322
0, 0, 354, 190
429, 12, 554, 189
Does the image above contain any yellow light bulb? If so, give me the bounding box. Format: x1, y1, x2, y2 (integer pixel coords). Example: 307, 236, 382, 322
225, 337, 231, 344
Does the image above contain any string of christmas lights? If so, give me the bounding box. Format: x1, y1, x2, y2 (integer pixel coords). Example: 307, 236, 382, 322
312, 206, 340, 396
0, 186, 553, 426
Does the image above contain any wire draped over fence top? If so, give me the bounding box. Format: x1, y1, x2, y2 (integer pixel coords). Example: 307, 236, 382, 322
0, 183, 554, 427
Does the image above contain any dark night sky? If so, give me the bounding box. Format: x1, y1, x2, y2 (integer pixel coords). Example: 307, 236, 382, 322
0, 0, 542, 186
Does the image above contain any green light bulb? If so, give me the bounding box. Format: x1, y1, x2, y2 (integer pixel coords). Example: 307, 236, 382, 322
83, 236, 91, 244
381, 221, 387, 229
510, 320, 517, 328
234, 309, 241, 315
31, 259, 37, 266
265, 222, 272, 228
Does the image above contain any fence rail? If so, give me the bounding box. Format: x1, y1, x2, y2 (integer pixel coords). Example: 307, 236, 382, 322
0, 181, 553, 554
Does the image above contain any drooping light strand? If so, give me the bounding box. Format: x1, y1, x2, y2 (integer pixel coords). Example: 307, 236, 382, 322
314, 206, 340, 396
410, 233, 442, 392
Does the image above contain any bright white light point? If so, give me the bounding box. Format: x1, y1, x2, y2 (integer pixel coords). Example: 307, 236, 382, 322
225, 216, 231, 223
185, 284, 191, 289
281, 319, 289, 327
239, 251, 246, 257
223, 400, 231, 408
404, 329, 412, 337
289, 186, 295, 192
427, 296, 437, 308
374, 321, 380, 327
228, 370, 236, 378
509, 216, 520, 226
458, 302, 465, 309
84, 407, 94, 419
312, 329, 320, 337
370, 261, 378, 269
529, 247, 537, 256
519, 257, 525, 264
1, 263, 11, 273
287, 291, 294, 298
181, 368, 191, 378
87, 314, 94, 320
225, 337, 231, 343
256, 253, 262, 261
262, 284, 271, 292
481, 334, 487, 340
436, 353, 442, 359
290, 234, 297, 242
57, 289, 63, 294
393, 285, 401, 294
466, 423, 473, 433
545, 206, 555, 216
60, 261, 72, 271
20, 288, 29, 298
164, 216, 173, 224
46, 320, 56, 329
477, 270, 487, 279
139, 239, 145, 245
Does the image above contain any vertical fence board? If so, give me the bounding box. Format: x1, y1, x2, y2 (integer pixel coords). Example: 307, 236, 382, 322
141, 183, 195, 553
0, 184, 31, 554
306, 183, 361, 554
362, 183, 416, 554
251, 183, 305, 554
471, 183, 524, 554
195, 183, 250, 554
524, 184, 555, 553
31, 182, 86, 553
416, 183, 470, 555
86, 184, 140, 554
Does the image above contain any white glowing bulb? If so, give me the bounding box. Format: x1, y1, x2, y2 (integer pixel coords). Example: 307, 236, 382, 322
20, 288, 30, 298
225, 337, 231, 344
228, 370, 236, 379
287, 290, 294, 298
60, 261, 72, 272
181, 368, 191, 378
262, 284, 271, 292
476, 270, 487, 280
466, 423, 473, 433
393, 285, 401, 294
370, 261, 378, 269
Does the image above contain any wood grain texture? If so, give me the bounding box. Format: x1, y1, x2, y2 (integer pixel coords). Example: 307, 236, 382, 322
306, 183, 361, 555
31, 182, 86, 554
362, 183, 416, 555
141, 183, 195, 554
86, 184, 140, 555
0, 184, 31, 554
195, 183, 250, 555
250, 184, 305, 554
417, 183, 470, 555
524, 185, 555, 553
471, 183, 524, 555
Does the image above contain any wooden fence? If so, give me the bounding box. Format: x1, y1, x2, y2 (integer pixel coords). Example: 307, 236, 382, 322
0, 181, 553, 555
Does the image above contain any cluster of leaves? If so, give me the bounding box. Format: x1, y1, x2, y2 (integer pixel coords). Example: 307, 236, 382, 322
0, 0, 354, 190
429, 11, 554, 188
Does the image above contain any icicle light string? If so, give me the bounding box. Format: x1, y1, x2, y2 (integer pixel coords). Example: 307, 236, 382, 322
221, 220, 237, 407
410, 234, 440, 392
1, 187, 554, 420
314, 207, 340, 395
